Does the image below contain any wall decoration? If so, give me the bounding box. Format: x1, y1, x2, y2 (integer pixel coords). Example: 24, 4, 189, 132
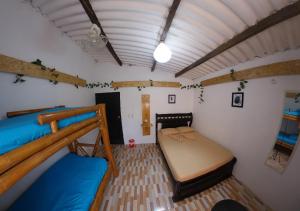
0, 54, 86, 87
168, 94, 176, 104
265, 91, 300, 173
232, 92, 244, 108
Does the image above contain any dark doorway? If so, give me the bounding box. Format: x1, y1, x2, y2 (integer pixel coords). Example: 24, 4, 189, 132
95, 92, 124, 144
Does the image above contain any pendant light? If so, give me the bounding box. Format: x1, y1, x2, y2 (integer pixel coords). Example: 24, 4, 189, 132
153, 42, 172, 63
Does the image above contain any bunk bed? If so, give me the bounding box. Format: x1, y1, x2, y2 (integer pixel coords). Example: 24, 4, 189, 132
0, 104, 118, 210
156, 113, 236, 202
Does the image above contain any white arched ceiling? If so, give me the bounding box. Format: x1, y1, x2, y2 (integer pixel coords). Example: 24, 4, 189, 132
28, 0, 300, 79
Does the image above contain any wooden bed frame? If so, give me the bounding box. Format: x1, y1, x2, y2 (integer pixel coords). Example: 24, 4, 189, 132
0, 104, 118, 211
156, 113, 237, 202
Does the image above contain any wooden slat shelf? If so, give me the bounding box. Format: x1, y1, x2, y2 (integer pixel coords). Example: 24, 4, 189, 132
0, 54, 86, 87
201, 59, 300, 87
112, 81, 181, 88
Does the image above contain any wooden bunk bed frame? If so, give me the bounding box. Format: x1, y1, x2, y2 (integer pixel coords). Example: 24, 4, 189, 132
0, 104, 118, 210
155, 113, 237, 202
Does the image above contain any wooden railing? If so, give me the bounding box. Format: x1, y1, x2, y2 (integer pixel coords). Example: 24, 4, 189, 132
0, 104, 118, 194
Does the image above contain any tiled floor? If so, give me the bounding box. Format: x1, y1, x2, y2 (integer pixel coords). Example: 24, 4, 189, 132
100, 144, 269, 211
265, 148, 290, 173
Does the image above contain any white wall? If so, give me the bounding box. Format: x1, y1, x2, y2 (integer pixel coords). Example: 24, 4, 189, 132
92, 63, 194, 144
193, 49, 300, 211
0, 1, 97, 209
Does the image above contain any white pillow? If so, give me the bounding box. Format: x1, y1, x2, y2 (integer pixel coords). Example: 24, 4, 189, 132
176, 126, 194, 133
160, 128, 179, 135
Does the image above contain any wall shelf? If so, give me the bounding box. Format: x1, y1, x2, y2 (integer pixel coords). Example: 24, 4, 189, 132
111, 81, 181, 89
0, 54, 86, 87
201, 59, 300, 87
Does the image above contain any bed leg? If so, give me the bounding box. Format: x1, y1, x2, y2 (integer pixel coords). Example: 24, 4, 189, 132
172, 182, 182, 202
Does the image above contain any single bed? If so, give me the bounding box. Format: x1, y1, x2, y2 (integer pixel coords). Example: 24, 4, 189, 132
156, 113, 237, 202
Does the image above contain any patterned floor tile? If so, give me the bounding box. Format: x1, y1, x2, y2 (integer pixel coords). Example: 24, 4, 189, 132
100, 144, 269, 211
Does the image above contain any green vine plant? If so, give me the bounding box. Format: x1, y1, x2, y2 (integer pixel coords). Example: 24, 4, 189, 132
74, 75, 80, 89
136, 79, 153, 91
13, 74, 26, 84
86, 79, 155, 91
49, 70, 59, 85
31, 59, 46, 70
181, 82, 205, 103
137, 86, 146, 91
31, 59, 59, 85
198, 84, 204, 103
230, 69, 248, 92
86, 81, 113, 89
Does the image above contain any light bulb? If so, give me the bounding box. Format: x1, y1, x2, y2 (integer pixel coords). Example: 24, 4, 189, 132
153, 42, 172, 63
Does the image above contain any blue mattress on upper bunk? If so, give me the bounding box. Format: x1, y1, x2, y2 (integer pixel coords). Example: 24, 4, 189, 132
284, 109, 300, 117
277, 132, 298, 145
9, 153, 108, 211
0, 107, 96, 155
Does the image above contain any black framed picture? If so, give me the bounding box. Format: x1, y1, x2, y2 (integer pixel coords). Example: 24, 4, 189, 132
168, 94, 176, 104
232, 92, 244, 108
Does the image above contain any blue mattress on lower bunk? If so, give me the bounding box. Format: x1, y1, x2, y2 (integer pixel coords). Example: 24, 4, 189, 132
277, 132, 298, 145
284, 109, 300, 117
10, 153, 108, 211
0, 107, 96, 155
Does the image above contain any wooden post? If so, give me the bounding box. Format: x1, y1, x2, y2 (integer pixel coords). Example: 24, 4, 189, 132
50, 121, 58, 133
50, 120, 74, 152
92, 132, 102, 157
97, 104, 119, 177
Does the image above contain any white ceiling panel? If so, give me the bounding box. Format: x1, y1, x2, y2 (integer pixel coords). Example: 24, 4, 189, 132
28, 0, 300, 79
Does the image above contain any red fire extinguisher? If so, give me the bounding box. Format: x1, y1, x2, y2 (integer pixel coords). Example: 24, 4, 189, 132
129, 139, 135, 148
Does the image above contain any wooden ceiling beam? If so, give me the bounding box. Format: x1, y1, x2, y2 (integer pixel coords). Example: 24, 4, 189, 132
79, 0, 122, 66
175, 1, 300, 77
151, 0, 181, 72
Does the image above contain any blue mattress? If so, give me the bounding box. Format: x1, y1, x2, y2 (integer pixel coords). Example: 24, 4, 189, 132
0, 107, 96, 155
277, 132, 298, 145
10, 153, 108, 211
284, 109, 300, 117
